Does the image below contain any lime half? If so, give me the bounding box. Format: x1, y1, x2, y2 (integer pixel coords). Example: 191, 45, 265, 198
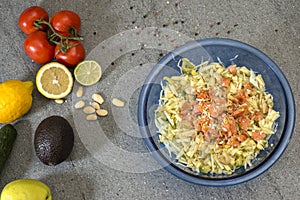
74, 60, 102, 86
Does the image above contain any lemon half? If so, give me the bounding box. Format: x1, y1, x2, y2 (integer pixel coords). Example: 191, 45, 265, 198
74, 60, 102, 86
36, 62, 73, 99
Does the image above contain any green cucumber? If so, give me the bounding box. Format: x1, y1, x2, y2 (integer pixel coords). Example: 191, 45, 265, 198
0, 124, 17, 173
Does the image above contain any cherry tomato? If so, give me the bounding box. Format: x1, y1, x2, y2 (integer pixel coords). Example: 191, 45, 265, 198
50, 10, 81, 37
18, 6, 49, 34
55, 40, 85, 67
24, 31, 55, 64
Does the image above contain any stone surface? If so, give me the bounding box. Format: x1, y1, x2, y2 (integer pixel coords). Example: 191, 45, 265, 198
0, 0, 299, 199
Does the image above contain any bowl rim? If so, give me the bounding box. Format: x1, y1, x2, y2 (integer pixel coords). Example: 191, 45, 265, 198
138, 38, 295, 187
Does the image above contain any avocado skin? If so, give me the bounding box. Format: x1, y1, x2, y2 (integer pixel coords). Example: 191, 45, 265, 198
34, 116, 74, 166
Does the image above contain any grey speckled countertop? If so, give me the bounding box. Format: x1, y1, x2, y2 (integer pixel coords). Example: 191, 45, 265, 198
0, 0, 299, 199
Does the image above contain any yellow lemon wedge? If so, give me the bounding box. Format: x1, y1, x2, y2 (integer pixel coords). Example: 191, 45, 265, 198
74, 60, 102, 86
0, 80, 33, 123
36, 62, 74, 99
0, 179, 52, 200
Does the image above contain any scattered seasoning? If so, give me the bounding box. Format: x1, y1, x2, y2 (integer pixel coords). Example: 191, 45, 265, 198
131, 53, 135, 56
173, 21, 179, 25
166, 1, 170, 5
216, 32, 219, 36
111, 62, 115, 66
227, 30, 231, 34
158, 43, 162, 46
175, 2, 179, 7
143, 14, 148, 18
155, 11, 160, 15
93, 32, 97, 35
170, 39, 175, 43
162, 24, 168, 27
275, 29, 278, 32
130, 6, 133, 10
140, 43, 147, 50
234, 23, 238, 27
194, 32, 199, 36
209, 22, 214, 28
159, 53, 164, 57
132, 21, 136, 24
120, 48, 123, 52
181, 20, 185, 24
216, 21, 221, 25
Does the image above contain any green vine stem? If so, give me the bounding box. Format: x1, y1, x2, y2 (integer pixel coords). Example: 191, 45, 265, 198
54, 40, 79, 56
34, 19, 83, 54
35, 19, 83, 41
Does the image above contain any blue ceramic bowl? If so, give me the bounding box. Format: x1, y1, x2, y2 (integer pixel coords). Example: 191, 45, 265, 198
138, 38, 295, 187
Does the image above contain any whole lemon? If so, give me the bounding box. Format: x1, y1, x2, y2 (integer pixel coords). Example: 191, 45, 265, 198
0, 179, 52, 200
0, 80, 33, 123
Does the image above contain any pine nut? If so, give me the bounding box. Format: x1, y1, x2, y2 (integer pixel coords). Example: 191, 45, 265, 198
83, 106, 95, 114
76, 86, 84, 97
75, 100, 85, 109
112, 98, 125, 107
91, 102, 100, 110
55, 99, 64, 104
92, 93, 104, 104
96, 109, 108, 116
86, 114, 97, 121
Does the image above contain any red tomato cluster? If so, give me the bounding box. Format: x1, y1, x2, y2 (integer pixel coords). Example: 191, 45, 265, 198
18, 6, 85, 66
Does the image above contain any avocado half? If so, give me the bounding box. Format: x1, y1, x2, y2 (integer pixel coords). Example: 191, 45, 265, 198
34, 116, 74, 166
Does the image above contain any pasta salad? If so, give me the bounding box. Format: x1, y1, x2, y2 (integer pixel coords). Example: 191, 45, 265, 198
155, 58, 280, 174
